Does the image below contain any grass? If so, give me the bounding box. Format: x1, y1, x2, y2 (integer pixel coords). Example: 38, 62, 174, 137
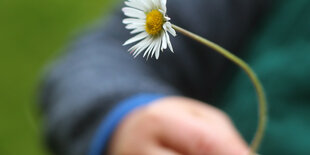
0, 0, 115, 154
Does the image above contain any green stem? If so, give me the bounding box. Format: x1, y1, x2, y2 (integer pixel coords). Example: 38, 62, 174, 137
172, 24, 267, 154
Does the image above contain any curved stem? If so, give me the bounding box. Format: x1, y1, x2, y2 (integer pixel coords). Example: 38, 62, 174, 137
172, 24, 267, 154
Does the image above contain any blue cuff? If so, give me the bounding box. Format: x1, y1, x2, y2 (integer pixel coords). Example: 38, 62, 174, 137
88, 93, 165, 155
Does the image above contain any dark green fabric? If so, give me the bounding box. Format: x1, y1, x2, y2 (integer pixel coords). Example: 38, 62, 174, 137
220, 1, 310, 154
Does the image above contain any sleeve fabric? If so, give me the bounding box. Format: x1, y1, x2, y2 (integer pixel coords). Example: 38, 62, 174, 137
39, 0, 268, 154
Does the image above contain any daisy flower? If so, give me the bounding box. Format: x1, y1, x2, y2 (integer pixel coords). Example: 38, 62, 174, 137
122, 0, 176, 59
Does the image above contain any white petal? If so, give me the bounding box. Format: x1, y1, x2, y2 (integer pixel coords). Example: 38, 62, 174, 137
155, 40, 161, 59
144, 39, 156, 58
123, 18, 145, 24
125, 0, 147, 11
161, 0, 167, 7
132, 37, 152, 57
139, 0, 153, 11
142, 38, 156, 58
122, 7, 146, 19
128, 37, 148, 52
159, 0, 167, 12
130, 27, 145, 34
134, 37, 152, 54
151, 38, 161, 58
164, 22, 176, 37
151, 0, 161, 8
123, 32, 148, 46
165, 31, 173, 52
164, 16, 171, 21
161, 32, 167, 51
125, 22, 144, 29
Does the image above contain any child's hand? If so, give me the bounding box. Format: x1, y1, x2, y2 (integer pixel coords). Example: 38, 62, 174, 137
108, 97, 249, 155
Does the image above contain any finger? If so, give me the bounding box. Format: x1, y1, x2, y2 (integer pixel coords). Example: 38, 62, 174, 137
147, 145, 181, 155
183, 100, 250, 154
158, 97, 230, 123
157, 109, 248, 155
170, 97, 249, 154
195, 118, 249, 155
170, 97, 228, 122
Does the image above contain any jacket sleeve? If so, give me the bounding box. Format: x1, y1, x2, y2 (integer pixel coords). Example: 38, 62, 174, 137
39, 0, 268, 154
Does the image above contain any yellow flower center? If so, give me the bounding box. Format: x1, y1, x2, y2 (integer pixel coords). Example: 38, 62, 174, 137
145, 10, 164, 36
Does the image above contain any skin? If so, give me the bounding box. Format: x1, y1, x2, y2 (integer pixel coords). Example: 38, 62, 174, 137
108, 97, 249, 155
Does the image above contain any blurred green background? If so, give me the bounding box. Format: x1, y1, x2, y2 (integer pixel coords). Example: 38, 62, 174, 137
0, 0, 116, 154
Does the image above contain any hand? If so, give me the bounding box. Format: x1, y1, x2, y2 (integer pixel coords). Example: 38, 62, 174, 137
108, 97, 249, 155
